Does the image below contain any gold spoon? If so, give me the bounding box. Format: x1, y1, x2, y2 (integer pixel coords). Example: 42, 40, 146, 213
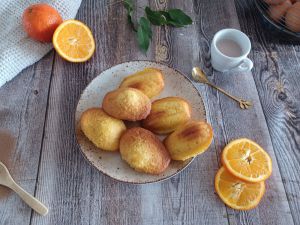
0, 161, 48, 216
192, 67, 252, 110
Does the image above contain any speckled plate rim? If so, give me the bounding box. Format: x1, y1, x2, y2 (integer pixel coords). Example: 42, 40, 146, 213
74, 60, 207, 184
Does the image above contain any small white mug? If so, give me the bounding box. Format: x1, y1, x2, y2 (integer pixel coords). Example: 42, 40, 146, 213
211, 28, 253, 73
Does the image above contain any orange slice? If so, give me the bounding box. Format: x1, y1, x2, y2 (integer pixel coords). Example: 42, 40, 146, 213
222, 138, 272, 183
215, 167, 265, 210
53, 20, 95, 62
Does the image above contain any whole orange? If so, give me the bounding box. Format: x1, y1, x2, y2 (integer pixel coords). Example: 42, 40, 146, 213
22, 3, 63, 42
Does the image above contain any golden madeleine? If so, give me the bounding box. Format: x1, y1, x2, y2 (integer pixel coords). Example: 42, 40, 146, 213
164, 121, 213, 160
80, 108, 126, 151
142, 97, 192, 134
102, 87, 151, 121
120, 127, 171, 175
119, 68, 164, 98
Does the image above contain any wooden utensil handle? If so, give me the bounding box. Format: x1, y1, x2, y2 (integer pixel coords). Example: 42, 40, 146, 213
10, 182, 48, 216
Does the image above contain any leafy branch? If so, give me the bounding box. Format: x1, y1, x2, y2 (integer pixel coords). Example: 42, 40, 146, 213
123, 0, 193, 53
123, 0, 137, 32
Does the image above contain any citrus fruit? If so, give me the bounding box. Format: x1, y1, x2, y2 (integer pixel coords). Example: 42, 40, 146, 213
22, 3, 63, 42
53, 20, 95, 62
215, 167, 265, 210
222, 138, 272, 183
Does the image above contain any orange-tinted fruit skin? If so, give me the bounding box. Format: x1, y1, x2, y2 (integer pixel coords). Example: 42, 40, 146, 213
22, 3, 63, 42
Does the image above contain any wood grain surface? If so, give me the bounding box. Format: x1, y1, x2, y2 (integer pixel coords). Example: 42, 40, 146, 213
0, 52, 54, 225
0, 0, 299, 225
235, 1, 300, 224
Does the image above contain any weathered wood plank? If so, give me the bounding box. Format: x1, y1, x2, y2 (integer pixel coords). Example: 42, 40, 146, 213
31, 1, 147, 225
190, 0, 294, 224
150, 0, 294, 224
26, 0, 297, 225
30, 0, 228, 225
151, 1, 230, 225
0, 52, 54, 225
235, 1, 300, 224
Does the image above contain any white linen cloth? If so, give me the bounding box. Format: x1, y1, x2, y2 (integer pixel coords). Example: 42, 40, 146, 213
0, 0, 82, 87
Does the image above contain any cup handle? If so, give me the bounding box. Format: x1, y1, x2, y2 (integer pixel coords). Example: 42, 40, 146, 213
230, 58, 253, 73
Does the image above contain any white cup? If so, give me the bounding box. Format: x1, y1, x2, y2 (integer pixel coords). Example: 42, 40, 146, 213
211, 28, 253, 73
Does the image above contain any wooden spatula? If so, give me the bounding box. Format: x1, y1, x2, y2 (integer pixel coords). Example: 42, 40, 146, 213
0, 161, 48, 216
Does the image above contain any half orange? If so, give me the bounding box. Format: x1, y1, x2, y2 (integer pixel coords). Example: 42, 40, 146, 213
53, 20, 95, 62
222, 138, 272, 183
215, 167, 265, 210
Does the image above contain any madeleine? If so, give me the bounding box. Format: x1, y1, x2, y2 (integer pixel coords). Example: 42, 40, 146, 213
120, 127, 171, 174
102, 87, 151, 121
142, 97, 192, 134
119, 68, 164, 98
164, 121, 213, 160
80, 108, 126, 151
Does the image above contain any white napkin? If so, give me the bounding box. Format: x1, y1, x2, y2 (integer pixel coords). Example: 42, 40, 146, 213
0, 0, 82, 87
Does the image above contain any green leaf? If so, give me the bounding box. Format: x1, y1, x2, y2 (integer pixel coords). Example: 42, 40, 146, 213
158, 11, 180, 26
127, 15, 137, 32
145, 7, 167, 26
137, 17, 152, 53
139, 17, 152, 38
159, 11, 171, 19
123, 0, 133, 11
124, 0, 137, 31
167, 9, 193, 27
123, 2, 192, 53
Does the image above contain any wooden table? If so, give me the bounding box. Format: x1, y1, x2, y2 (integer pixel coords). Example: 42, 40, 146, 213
0, 0, 299, 224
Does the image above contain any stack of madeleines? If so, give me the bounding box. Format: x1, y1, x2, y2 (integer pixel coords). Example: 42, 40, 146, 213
80, 68, 213, 175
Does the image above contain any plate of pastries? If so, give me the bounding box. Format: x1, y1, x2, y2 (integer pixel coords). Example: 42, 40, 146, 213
75, 61, 213, 184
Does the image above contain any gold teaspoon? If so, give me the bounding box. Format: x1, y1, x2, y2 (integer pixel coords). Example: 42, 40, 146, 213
192, 67, 252, 110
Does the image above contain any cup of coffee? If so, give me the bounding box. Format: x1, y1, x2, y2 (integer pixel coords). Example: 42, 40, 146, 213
211, 28, 253, 73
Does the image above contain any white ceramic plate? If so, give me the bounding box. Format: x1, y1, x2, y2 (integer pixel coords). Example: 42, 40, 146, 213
75, 61, 206, 184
